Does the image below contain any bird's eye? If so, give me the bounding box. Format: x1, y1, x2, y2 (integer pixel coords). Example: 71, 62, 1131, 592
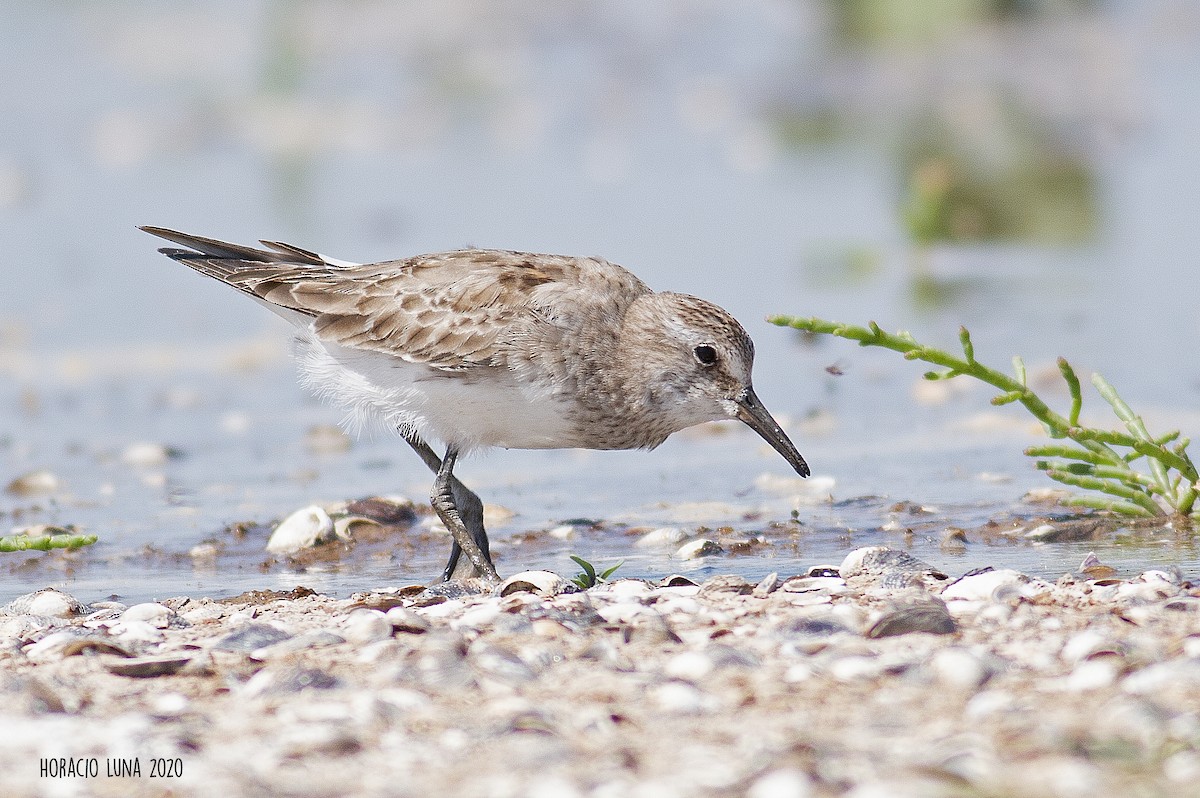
693, 344, 719, 366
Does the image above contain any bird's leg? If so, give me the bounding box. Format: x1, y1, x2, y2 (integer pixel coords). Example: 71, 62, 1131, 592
403, 436, 497, 583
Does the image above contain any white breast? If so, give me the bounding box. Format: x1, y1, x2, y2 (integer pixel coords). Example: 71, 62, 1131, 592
293, 327, 578, 452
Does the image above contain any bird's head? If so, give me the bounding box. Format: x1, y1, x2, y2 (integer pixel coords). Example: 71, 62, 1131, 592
623, 292, 810, 477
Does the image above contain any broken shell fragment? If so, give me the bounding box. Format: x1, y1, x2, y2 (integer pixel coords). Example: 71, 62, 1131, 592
675, 539, 722, 559
498, 571, 574, 597
267, 505, 337, 553
867, 600, 958, 638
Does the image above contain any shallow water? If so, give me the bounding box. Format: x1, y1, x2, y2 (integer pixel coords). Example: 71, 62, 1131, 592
1, 2, 1198, 603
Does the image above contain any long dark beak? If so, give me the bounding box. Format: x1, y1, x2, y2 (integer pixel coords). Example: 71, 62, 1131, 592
735, 389, 810, 477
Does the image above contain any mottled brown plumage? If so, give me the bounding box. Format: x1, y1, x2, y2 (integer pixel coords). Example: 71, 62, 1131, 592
142, 226, 808, 584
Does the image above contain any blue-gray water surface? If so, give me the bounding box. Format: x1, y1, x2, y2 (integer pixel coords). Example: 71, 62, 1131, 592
1, 1, 1197, 603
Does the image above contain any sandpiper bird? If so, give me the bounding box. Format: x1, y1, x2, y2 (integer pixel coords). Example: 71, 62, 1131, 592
142, 227, 809, 584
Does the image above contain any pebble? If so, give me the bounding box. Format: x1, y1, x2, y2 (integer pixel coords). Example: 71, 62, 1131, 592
0, 558, 1197, 797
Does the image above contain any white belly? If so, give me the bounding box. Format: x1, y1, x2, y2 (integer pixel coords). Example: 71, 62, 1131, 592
293, 328, 577, 452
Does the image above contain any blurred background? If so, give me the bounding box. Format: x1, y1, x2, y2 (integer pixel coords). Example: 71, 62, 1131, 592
1, 0, 1198, 600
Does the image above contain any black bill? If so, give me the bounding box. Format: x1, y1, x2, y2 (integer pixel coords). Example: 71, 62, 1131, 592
735, 389, 810, 477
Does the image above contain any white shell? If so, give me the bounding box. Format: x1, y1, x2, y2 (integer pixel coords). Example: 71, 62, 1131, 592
498, 570, 569, 597
675, 539, 721, 559
7, 588, 83, 618
636, 527, 688, 548
121, 603, 173, 628
120, 442, 172, 467
342, 609, 393, 645
267, 505, 336, 553
941, 569, 1052, 603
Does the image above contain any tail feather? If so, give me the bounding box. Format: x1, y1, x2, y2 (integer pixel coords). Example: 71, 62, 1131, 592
141, 226, 331, 319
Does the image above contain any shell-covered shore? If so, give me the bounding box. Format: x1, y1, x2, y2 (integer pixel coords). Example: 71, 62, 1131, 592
3, 546, 1200, 798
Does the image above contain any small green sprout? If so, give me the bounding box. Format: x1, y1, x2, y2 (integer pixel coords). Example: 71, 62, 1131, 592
569, 555, 624, 589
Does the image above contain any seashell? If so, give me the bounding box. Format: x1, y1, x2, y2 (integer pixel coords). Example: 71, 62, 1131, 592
1122, 661, 1200, 695
243, 666, 341, 696
468, 641, 536, 684
120, 442, 177, 468
385, 607, 432, 634
266, 505, 337, 553
111, 620, 166, 645
779, 576, 848, 596
332, 515, 383, 540
1115, 579, 1181, 604
455, 603, 503, 629
675, 538, 722, 559
925, 647, 991, 689
6, 588, 84, 618
1023, 524, 1059, 541
1078, 551, 1117, 579
664, 651, 717, 681
1137, 569, 1180, 584
121, 603, 173, 628
151, 693, 190, 717
547, 524, 578, 540
940, 527, 968, 551
747, 768, 814, 798
697, 575, 753, 596
105, 655, 195, 678
1061, 630, 1126, 665
636, 527, 688, 548
26, 631, 129, 661
5, 469, 60, 496
650, 681, 717, 714
213, 622, 293, 653
839, 546, 947, 587
941, 568, 1052, 604
1064, 659, 1121, 691
498, 570, 573, 597
342, 609, 394, 645
867, 600, 957, 638
752, 572, 779, 596
657, 575, 698, 588
343, 496, 416, 525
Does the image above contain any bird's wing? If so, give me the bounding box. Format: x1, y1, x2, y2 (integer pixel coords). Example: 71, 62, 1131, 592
142, 227, 648, 371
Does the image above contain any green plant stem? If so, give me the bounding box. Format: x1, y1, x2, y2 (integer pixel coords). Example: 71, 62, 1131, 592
0, 534, 98, 552
770, 315, 1197, 519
